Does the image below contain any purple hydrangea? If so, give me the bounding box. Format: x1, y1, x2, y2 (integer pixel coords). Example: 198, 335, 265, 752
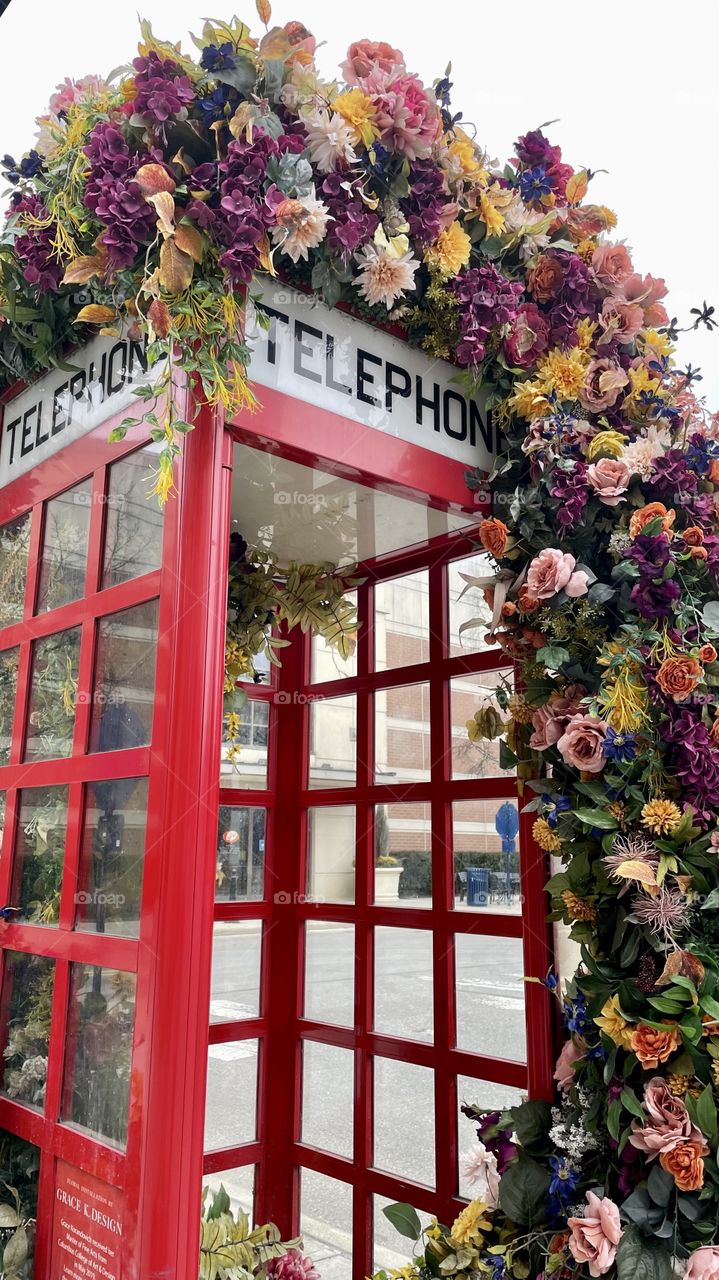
660, 708, 719, 826
648, 448, 699, 498
320, 173, 378, 260
401, 158, 450, 247
625, 533, 672, 578
452, 264, 524, 368
12, 195, 63, 292
131, 52, 195, 125
549, 462, 589, 528
629, 577, 681, 619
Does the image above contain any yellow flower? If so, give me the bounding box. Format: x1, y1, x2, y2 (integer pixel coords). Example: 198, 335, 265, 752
333, 89, 380, 147
479, 188, 506, 238
598, 660, 649, 733
509, 379, 551, 420
445, 126, 487, 180
641, 798, 682, 836
561, 890, 596, 922
598, 205, 618, 229
533, 818, 562, 853
535, 346, 590, 401
586, 430, 626, 460
623, 363, 662, 415
424, 220, 471, 278
451, 1199, 493, 1246
638, 329, 675, 362
595, 995, 634, 1049
575, 237, 598, 263
575, 317, 597, 350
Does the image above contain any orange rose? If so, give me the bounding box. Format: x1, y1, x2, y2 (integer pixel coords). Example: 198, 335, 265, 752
683, 526, 705, 547
656, 655, 702, 701
699, 645, 717, 663
660, 1140, 707, 1191
691, 546, 709, 561
479, 518, 509, 558
518, 587, 540, 614
630, 1022, 681, 1068
527, 254, 564, 303
629, 502, 676, 539
501, 601, 517, 619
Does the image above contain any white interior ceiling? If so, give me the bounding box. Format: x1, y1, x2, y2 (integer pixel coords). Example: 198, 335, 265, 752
230, 442, 479, 567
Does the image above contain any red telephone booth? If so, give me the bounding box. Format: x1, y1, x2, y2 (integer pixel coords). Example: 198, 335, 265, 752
0, 283, 555, 1279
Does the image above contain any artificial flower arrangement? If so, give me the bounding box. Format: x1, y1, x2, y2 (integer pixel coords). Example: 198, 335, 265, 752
199, 1182, 319, 1280
3, 8, 719, 1280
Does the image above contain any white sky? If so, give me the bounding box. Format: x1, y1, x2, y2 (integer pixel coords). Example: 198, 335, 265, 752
1, 0, 717, 407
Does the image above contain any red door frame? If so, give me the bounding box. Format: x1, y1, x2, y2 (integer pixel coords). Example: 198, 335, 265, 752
0, 370, 554, 1279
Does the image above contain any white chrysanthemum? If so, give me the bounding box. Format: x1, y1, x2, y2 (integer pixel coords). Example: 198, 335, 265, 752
271, 195, 331, 263
504, 195, 551, 262
621, 423, 672, 478
354, 242, 419, 309
305, 109, 357, 173
458, 1142, 500, 1206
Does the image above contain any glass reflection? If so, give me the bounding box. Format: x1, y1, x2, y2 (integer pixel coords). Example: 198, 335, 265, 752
0, 646, 19, 765
1, 951, 55, 1111
0, 513, 31, 628
90, 600, 159, 753
12, 786, 69, 925
62, 965, 137, 1148
102, 445, 164, 589
75, 778, 149, 936
25, 628, 81, 761
36, 479, 91, 612
216, 807, 265, 902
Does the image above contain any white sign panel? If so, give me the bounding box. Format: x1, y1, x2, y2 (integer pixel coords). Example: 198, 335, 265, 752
246, 280, 498, 471
0, 333, 150, 488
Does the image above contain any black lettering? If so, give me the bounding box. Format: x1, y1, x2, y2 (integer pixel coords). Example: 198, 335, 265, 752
21, 405, 37, 457
35, 404, 49, 448
325, 335, 350, 395
129, 338, 148, 376
69, 371, 86, 424
443, 389, 468, 442
470, 400, 492, 453
416, 375, 441, 432
5, 416, 21, 466
294, 321, 323, 384
107, 342, 127, 395
385, 362, 411, 412
86, 351, 107, 404
52, 383, 68, 437
260, 304, 290, 365
357, 349, 381, 407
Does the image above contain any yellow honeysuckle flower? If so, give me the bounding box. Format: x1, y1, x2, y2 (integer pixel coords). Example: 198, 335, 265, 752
595, 995, 634, 1049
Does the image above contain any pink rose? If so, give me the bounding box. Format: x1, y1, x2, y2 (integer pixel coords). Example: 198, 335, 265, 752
579, 357, 629, 412
526, 548, 590, 601
568, 1192, 622, 1278
686, 1249, 719, 1280
618, 272, 669, 327
554, 1038, 584, 1091
629, 1076, 705, 1159
557, 714, 607, 773
592, 242, 634, 290
504, 303, 550, 369
586, 456, 631, 507
529, 685, 587, 750
341, 39, 406, 84
370, 70, 442, 161
597, 296, 644, 347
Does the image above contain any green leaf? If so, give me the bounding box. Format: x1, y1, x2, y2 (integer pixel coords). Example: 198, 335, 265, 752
507, 1100, 553, 1150
696, 1084, 717, 1142
535, 644, 570, 670
382, 1202, 422, 1241
615, 1227, 673, 1280
607, 1097, 622, 1141
620, 1088, 646, 1123
498, 1156, 551, 1226
573, 808, 619, 830
647, 1164, 674, 1208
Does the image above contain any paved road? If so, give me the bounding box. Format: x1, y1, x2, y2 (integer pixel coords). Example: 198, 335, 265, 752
205, 922, 528, 1272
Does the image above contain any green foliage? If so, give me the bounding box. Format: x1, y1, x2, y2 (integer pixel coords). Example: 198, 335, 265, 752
198, 1185, 302, 1280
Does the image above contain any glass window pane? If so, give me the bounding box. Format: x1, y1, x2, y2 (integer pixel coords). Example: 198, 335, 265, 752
375, 683, 430, 784
375, 570, 429, 671
374, 927, 433, 1043
0, 513, 31, 627
453, 798, 521, 911
0, 646, 19, 765
311, 591, 358, 684
304, 921, 355, 1026
451, 669, 515, 780
102, 445, 164, 589
301, 1169, 352, 1278
75, 777, 149, 936
457, 1074, 525, 1199
36, 479, 92, 612
301, 1041, 353, 1158
25, 627, 81, 761
221, 700, 269, 791
0, 951, 55, 1111
448, 553, 494, 656
374, 1058, 434, 1186
374, 1194, 432, 1272
216, 807, 266, 902
203, 1166, 255, 1220
62, 965, 137, 1148
307, 806, 355, 904
12, 785, 69, 925
455, 934, 527, 1062
309, 695, 356, 788
210, 922, 262, 1024
204, 1039, 259, 1151
90, 600, 158, 753
0, 1133, 41, 1224
375, 802, 431, 907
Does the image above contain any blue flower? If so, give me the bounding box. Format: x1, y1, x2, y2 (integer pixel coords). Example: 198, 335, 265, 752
200, 41, 236, 72
519, 165, 552, 202
563, 992, 588, 1034
542, 793, 571, 828
601, 727, 637, 763
197, 84, 235, 123
548, 1155, 580, 1201
542, 970, 560, 992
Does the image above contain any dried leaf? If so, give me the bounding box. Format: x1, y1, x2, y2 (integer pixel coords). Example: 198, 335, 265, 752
257, 232, 276, 276
159, 239, 194, 293
174, 222, 204, 264
99, 326, 121, 337
566, 170, 589, 205
62, 249, 108, 285
146, 190, 176, 238
256, 0, 272, 24
135, 162, 176, 196
171, 147, 193, 176
228, 101, 257, 143
258, 26, 292, 60
74, 304, 117, 325
613, 859, 658, 887
148, 299, 172, 341
657, 949, 705, 988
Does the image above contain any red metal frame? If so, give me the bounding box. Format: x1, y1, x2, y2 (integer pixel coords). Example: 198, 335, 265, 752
0, 372, 554, 1280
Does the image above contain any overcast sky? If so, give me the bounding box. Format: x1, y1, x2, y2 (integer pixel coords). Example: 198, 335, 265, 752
1, 0, 717, 406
